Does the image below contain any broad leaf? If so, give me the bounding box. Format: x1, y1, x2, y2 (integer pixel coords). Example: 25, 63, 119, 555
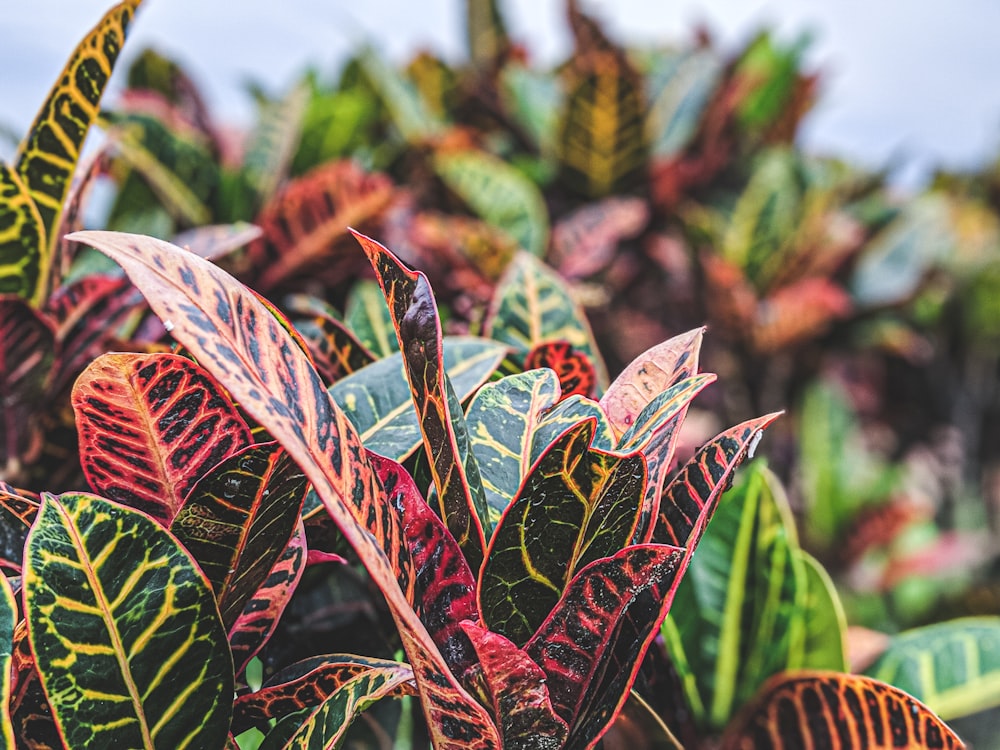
601, 327, 704, 439
645, 48, 722, 159
487, 252, 607, 389
525, 544, 686, 749
479, 419, 646, 646
171, 441, 307, 629
72, 352, 253, 525
13, 0, 140, 305
331, 337, 506, 462
228, 523, 307, 677
530, 393, 616, 461
866, 617, 1000, 721
460, 621, 569, 748
355, 231, 490, 568
720, 671, 964, 749
434, 149, 549, 257
0, 574, 15, 745
24, 492, 233, 748
70, 230, 502, 750
465, 369, 562, 527
233, 654, 416, 734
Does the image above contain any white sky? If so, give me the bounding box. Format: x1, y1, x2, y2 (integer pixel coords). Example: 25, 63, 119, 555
3, 1, 1000, 188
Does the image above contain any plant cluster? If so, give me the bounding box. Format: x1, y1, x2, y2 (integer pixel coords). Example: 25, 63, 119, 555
0, 1, 997, 748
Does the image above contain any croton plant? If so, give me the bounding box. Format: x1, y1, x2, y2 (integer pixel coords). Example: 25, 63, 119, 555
0, 1, 975, 749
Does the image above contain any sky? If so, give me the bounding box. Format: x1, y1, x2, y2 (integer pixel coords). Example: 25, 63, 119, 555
3, 1, 1000, 188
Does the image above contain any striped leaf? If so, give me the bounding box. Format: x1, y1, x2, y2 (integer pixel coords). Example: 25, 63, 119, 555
233, 654, 416, 735
523, 340, 596, 399
72, 352, 253, 525
293, 314, 375, 385
171, 441, 308, 629
434, 149, 549, 256
331, 337, 506, 462
465, 369, 562, 527
12, 0, 140, 305
70, 230, 502, 750
0, 574, 15, 746
865, 617, 1000, 721
228, 523, 306, 677
259, 661, 415, 750
358, 47, 445, 143
460, 622, 569, 749
24, 492, 233, 748
486, 251, 607, 389
0, 164, 46, 302
479, 419, 647, 646
243, 82, 310, 205
355, 231, 490, 569
720, 671, 964, 749
645, 49, 722, 159
345, 279, 399, 358
601, 327, 705, 439
525, 544, 686, 749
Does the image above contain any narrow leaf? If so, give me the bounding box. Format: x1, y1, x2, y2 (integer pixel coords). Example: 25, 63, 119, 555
345, 279, 399, 358
293, 314, 376, 385
0, 575, 15, 746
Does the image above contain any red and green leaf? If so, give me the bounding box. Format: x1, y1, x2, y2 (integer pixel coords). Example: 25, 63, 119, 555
72, 352, 253, 525
530, 393, 616, 461
524, 340, 597, 399
24, 492, 233, 749
525, 544, 686, 748
70, 230, 502, 750
171, 441, 307, 629
654, 411, 783, 550
330, 337, 507, 463
11, 0, 140, 305
720, 671, 965, 749
600, 328, 705, 439
233, 654, 416, 734
228, 522, 306, 677
486, 251, 608, 389
354, 231, 490, 569
460, 621, 569, 748
479, 419, 647, 646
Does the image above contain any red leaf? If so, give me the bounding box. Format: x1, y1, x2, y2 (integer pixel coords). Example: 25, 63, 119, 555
70, 230, 502, 750
72, 352, 253, 525
524, 340, 597, 399
550, 196, 648, 278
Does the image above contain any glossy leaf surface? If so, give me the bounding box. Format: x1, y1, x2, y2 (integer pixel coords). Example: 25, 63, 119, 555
0, 165, 46, 302
24, 492, 233, 749
13, 0, 140, 304
72, 352, 252, 525
480, 419, 647, 646
331, 337, 506, 462
866, 617, 1000, 721
355, 231, 490, 568
70, 230, 502, 750
720, 671, 965, 749
171, 441, 307, 628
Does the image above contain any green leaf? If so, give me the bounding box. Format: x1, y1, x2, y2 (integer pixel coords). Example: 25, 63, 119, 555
645, 48, 722, 159
332, 337, 507, 462
530, 394, 616, 461
479, 419, 646, 646
799, 551, 848, 672
434, 150, 549, 256
345, 279, 399, 358
465, 369, 562, 527
12, 0, 140, 304
24, 492, 233, 749
243, 82, 310, 205
499, 64, 562, 158
466, 0, 510, 68
358, 47, 445, 143
866, 616, 1000, 721
0, 164, 46, 302
0, 574, 15, 745
486, 251, 607, 389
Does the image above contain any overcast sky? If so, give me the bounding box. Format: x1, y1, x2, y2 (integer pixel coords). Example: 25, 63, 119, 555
3, 1, 1000, 188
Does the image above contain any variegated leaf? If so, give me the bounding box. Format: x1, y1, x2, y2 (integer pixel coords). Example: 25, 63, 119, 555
293, 314, 376, 385
523, 340, 596, 399
70, 230, 502, 750
0, 574, 15, 745
72, 352, 253, 525
0, 165, 46, 303
10, 619, 64, 749
24, 492, 233, 748
345, 279, 399, 358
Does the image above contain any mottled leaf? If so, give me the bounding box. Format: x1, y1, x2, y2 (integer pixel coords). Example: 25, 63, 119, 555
434, 149, 549, 256
24, 492, 233, 748
525, 544, 686, 748
72, 352, 253, 525
460, 621, 569, 749
487, 251, 607, 389
13, 0, 139, 305
228, 523, 306, 677
0, 487, 38, 573
171, 441, 307, 629
479, 419, 647, 646
354, 231, 490, 568
331, 337, 506, 462
70, 230, 502, 750
720, 671, 965, 750
530, 394, 616, 462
